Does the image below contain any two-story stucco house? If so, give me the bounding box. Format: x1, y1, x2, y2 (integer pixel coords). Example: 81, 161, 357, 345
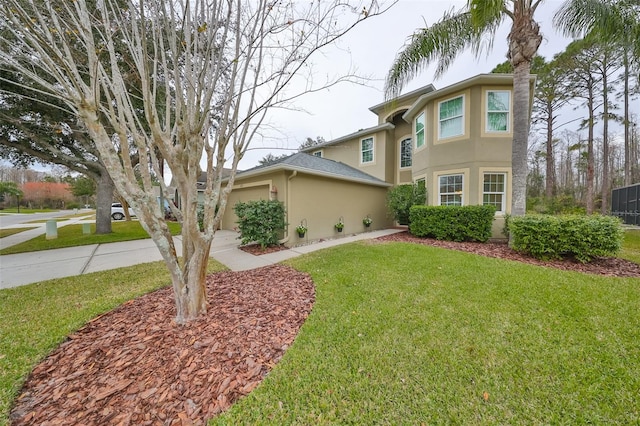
218, 73, 535, 245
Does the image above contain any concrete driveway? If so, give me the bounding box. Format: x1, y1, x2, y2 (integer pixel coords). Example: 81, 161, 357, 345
0, 210, 402, 289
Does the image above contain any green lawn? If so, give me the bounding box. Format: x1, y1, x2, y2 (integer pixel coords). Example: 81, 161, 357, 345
0, 228, 31, 239
0, 221, 181, 255
620, 229, 640, 264
1, 237, 639, 425
0, 208, 56, 214
212, 242, 640, 425
0, 259, 226, 425
24, 212, 95, 224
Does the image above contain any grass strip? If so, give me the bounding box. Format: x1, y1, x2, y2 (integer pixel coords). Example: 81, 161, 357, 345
0, 209, 56, 214
620, 229, 640, 265
0, 221, 181, 255
0, 228, 31, 239
213, 242, 640, 425
0, 258, 226, 425
24, 212, 95, 224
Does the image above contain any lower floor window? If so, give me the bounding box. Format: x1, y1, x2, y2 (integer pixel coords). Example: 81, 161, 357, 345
483, 173, 506, 213
439, 174, 463, 206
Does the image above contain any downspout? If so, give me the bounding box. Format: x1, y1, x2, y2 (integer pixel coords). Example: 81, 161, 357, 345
278, 170, 298, 245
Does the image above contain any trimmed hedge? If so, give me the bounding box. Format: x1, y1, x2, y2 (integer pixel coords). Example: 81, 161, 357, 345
409, 205, 495, 242
234, 199, 286, 248
387, 183, 427, 225
509, 215, 624, 262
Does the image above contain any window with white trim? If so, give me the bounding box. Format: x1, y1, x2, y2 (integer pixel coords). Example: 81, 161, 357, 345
312, 150, 322, 158
439, 174, 463, 206
415, 113, 425, 148
483, 173, 506, 213
361, 137, 374, 163
400, 138, 412, 168
438, 95, 464, 139
486, 91, 510, 132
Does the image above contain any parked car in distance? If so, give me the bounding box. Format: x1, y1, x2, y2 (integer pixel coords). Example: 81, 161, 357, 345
111, 202, 136, 220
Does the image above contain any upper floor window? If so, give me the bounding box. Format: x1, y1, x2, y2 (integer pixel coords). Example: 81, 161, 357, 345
361, 137, 374, 164
400, 138, 412, 168
438, 95, 464, 139
487, 91, 510, 132
483, 173, 506, 213
439, 174, 463, 206
312, 150, 322, 158
415, 112, 425, 148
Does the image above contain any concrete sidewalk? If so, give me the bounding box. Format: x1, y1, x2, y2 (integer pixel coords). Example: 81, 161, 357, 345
0, 226, 403, 289
213, 229, 403, 271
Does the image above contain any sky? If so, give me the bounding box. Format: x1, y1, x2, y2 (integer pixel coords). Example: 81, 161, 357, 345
238, 0, 577, 169
18, 0, 632, 179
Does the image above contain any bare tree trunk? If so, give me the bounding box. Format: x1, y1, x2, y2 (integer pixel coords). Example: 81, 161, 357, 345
506, 3, 540, 218
511, 62, 533, 217
623, 48, 631, 186
95, 172, 114, 234
586, 86, 595, 215
545, 100, 555, 199
174, 241, 210, 322
633, 120, 640, 183
600, 71, 610, 214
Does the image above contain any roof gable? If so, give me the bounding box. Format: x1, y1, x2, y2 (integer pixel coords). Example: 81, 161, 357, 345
299, 122, 395, 153
402, 73, 536, 122
235, 152, 391, 187
368, 83, 436, 116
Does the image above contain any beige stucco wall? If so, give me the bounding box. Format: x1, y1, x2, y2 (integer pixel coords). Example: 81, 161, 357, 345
319, 129, 392, 183
405, 80, 522, 239
218, 169, 392, 246
220, 172, 288, 230
287, 173, 392, 244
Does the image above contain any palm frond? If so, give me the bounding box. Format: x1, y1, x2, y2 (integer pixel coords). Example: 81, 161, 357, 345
384, 1, 507, 99
554, 0, 638, 40
385, 9, 483, 98
469, 0, 506, 27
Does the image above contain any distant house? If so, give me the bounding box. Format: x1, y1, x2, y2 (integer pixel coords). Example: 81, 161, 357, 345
214, 73, 535, 245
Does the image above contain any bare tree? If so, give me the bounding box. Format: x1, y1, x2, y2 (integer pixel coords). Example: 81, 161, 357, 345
532, 56, 572, 200
560, 38, 604, 214
617, 46, 640, 186
0, 0, 394, 323
589, 39, 622, 214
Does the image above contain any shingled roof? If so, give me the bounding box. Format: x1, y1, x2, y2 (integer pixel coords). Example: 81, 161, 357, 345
234, 152, 391, 187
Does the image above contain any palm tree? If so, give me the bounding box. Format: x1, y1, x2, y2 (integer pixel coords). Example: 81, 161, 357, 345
386, 1, 543, 218
554, 0, 640, 57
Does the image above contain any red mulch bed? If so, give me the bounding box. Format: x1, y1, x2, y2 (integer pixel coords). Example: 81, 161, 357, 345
10, 233, 639, 426
10, 265, 314, 426
376, 231, 640, 278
